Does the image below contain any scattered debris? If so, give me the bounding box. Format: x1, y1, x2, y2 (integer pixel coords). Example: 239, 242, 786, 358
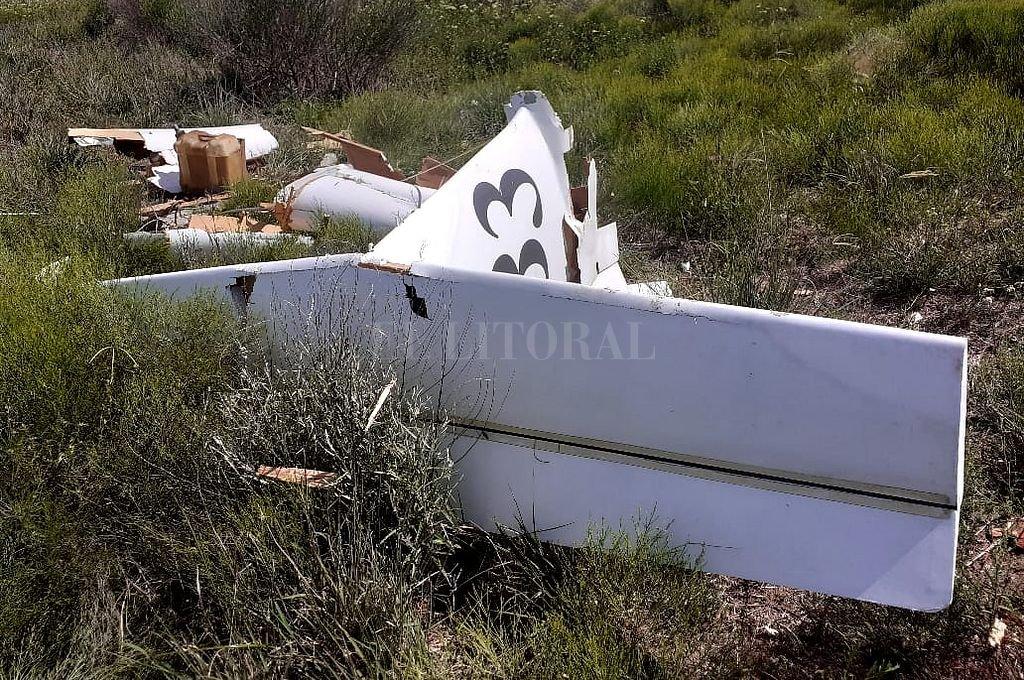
265, 128, 466, 232
126, 227, 311, 255
127, 210, 310, 255
140, 192, 230, 218
187, 214, 279, 234
365, 379, 397, 432
257, 465, 338, 488
899, 169, 939, 180
274, 165, 436, 234
989, 616, 1007, 648
69, 124, 278, 194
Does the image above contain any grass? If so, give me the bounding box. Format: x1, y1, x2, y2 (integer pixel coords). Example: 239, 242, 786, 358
1, 0, 1023, 676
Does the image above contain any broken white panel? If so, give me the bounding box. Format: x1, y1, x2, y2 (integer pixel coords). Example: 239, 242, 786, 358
149, 165, 184, 194
71, 136, 115, 148
404, 262, 966, 611
566, 159, 622, 287
125, 228, 312, 255
110, 255, 967, 611
276, 165, 436, 234
364, 91, 575, 281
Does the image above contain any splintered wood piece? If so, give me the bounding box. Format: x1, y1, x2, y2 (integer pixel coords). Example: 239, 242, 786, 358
141, 192, 230, 217
338, 137, 405, 181
416, 156, 456, 189
257, 465, 338, 488
68, 127, 145, 142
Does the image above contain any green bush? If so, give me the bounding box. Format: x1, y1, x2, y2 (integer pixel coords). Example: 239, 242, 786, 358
0, 263, 461, 674
840, 0, 932, 15
907, 0, 1024, 93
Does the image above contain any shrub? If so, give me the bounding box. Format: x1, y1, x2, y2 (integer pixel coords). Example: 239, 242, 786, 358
907, 0, 1024, 94
508, 4, 648, 72
666, 0, 724, 32
840, 0, 932, 15
192, 0, 415, 102
443, 521, 720, 677
0, 266, 460, 674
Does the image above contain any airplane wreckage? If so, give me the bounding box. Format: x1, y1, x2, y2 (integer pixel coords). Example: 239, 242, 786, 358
111, 92, 968, 612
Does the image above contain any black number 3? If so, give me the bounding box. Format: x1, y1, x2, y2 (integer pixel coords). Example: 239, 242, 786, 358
492, 239, 549, 278
472, 169, 542, 239
473, 169, 549, 279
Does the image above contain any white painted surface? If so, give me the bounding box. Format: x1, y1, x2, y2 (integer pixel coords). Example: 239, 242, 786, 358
125, 228, 312, 255
276, 165, 436, 234
365, 92, 575, 280
401, 263, 967, 506
453, 436, 958, 610
111, 254, 966, 610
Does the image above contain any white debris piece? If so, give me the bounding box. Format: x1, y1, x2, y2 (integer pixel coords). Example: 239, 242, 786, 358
126, 228, 312, 255
276, 165, 436, 234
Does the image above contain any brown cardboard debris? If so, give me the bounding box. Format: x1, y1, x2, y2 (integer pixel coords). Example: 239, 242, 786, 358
257, 465, 338, 488
899, 169, 939, 180
339, 137, 405, 181
302, 127, 404, 180
140, 192, 230, 217
416, 156, 456, 189
188, 214, 280, 235
176, 131, 247, 192
260, 201, 296, 230
67, 127, 145, 142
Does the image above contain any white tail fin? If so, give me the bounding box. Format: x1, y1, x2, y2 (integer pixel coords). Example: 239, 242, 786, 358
364, 92, 576, 281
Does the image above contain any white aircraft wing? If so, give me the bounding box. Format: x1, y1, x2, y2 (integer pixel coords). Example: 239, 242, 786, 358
112, 255, 966, 611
